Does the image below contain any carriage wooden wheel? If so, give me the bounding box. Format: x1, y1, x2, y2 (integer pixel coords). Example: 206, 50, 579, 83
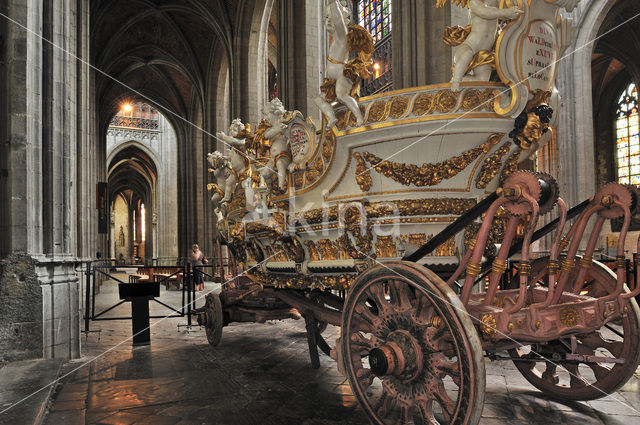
341, 261, 485, 425
203, 293, 224, 346
509, 257, 640, 400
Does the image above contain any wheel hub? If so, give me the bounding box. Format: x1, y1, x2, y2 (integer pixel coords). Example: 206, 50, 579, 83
368, 330, 423, 382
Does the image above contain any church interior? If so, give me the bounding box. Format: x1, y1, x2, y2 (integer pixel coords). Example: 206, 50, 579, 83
1, 0, 639, 424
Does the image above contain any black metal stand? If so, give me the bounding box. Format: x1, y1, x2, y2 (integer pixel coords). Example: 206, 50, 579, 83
130, 297, 151, 345
118, 282, 160, 345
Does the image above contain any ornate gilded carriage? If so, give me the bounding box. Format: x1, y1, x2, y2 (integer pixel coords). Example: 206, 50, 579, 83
197, 1, 640, 424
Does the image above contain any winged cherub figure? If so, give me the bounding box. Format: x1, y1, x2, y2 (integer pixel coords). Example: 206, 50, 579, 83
216, 118, 253, 188
258, 98, 291, 191
438, 0, 523, 91
314, 0, 374, 128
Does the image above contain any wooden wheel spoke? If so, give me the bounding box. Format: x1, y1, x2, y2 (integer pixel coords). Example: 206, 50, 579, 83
341, 263, 485, 425
433, 382, 456, 423
430, 353, 460, 381
564, 363, 589, 388
367, 285, 393, 315
350, 331, 377, 350
414, 399, 439, 425
586, 362, 612, 381
373, 390, 394, 418
541, 362, 559, 385
356, 367, 375, 389
395, 404, 411, 425
580, 332, 624, 357
355, 303, 383, 329
413, 295, 433, 324
389, 280, 413, 310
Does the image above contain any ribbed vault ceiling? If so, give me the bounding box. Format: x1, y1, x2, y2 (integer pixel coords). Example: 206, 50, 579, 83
592, 0, 640, 108
91, 0, 239, 130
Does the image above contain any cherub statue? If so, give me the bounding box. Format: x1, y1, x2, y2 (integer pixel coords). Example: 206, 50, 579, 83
257, 98, 291, 191
216, 118, 252, 188
207, 151, 234, 220
314, 0, 374, 128
438, 0, 523, 91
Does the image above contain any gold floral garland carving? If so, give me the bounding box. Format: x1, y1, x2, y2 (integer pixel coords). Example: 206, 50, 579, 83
499, 149, 522, 185
295, 198, 476, 227
367, 100, 390, 123
476, 139, 511, 189
304, 240, 320, 261
360, 136, 498, 187
353, 152, 373, 192
412, 93, 435, 116
435, 90, 460, 113
459, 88, 496, 112
389, 96, 410, 119
248, 270, 357, 291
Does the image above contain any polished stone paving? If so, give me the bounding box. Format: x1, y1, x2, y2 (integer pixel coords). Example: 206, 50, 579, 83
28, 279, 640, 424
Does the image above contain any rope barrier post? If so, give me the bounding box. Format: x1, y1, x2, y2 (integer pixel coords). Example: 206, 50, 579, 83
186, 263, 192, 326
84, 261, 92, 333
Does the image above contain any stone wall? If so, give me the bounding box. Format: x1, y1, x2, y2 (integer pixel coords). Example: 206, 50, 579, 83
0, 0, 93, 361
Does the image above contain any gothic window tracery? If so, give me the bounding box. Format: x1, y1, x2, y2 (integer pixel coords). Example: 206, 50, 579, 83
616, 83, 640, 186
358, 0, 392, 44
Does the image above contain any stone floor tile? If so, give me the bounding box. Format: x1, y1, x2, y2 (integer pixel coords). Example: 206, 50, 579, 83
601, 414, 640, 425
44, 409, 86, 425
49, 398, 86, 411
37, 279, 640, 425
92, 411, 146, 425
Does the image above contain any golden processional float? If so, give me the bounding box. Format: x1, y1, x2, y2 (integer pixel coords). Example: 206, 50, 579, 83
199, 0, 640, 423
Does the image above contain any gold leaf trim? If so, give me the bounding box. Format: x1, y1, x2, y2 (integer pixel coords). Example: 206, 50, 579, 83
353, 152, 373, 192
362, 137, 495, 187
476, 140, 511, 189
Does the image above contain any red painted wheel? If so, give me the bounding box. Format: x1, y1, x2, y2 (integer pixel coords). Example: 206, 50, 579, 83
509, 258, 640, 400
341, 261, 485, 425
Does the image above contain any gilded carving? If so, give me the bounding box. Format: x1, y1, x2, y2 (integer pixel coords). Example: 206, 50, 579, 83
412, 93, 435, 116
335, 109, 350, 130
499, 150, 521, 185
476, 140, 511, 189
294, 173, 305, 187
480, 313, 498, 337
317, 239, 340, 260
389, 96, 410, 119
295, 198, 476, 227
225, 188, 247, 217
361, 136, 496, 187
322, 140, 332, 161
273, 243, 289, 262
434, 90, 459, 113
560, 306, 579, 327
376, 236, 397, 258
434, 237, 456, 257
264, 245, 275, 258
348, 106, 367, 127
367, 100, 389, 123
304, 240, 320, 261
281, 237, 305, 263
249, 270, 357, 291
399, 233, 428, 246
245, 222, 273, 235
525, 90, 552, 112
353, 152, 373, 192
460, 89, 483, 111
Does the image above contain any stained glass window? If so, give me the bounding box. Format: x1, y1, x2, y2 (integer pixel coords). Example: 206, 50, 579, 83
617, 83, 640, 186
358, 0, 392, 44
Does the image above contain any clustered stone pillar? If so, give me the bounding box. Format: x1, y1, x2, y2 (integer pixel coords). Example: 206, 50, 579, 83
392, 1, 454, 89
0, 0, 100, 361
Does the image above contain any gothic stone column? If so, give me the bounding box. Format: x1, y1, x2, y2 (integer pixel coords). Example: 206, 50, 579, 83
392, 1, 453, 89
